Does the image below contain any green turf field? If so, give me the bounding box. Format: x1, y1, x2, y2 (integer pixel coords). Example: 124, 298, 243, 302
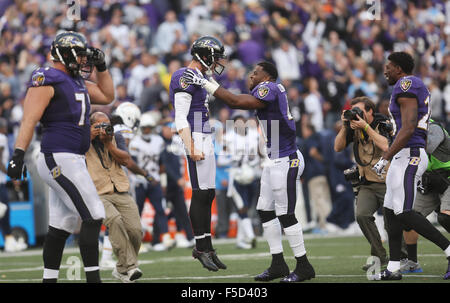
0, 234, 448, 283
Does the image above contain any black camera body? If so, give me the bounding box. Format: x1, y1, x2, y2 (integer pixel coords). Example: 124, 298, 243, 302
343, 166, 361, 186
95, 122, 114, 136
378, 120, 393, 135
343, 107, 364, 121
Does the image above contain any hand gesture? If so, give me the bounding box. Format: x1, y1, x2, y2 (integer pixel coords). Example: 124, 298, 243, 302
89, 47, 106, 72
372, 157, 388, 177
182, 68, 207, 87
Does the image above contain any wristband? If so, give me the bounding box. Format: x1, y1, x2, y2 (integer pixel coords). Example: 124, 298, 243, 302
96, 62, 107, 72
364, 124, 369, 132
203, 80, 220, 95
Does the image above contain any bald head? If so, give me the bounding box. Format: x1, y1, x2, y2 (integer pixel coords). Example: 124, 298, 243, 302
90, 111, 110, 124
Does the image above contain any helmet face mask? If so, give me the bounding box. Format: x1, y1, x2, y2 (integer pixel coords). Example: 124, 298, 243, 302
51, 31, 94, 78
191, 36, 226, 75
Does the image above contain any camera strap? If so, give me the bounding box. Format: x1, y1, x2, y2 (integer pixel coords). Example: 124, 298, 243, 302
92, 139, 112, 170
353, 131, 375, 167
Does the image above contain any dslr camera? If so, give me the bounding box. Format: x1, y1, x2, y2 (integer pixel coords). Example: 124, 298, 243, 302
343, 107, 364, 121
95, 122, 114, 136
378, 120, 393, 135
343, 165, 361, 186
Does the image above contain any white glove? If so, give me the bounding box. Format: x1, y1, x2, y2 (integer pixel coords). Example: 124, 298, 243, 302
372, 157, 388, 177
182, 68, 219, 95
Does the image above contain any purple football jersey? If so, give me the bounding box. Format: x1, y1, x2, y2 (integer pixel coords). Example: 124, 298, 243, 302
169, 67, 211, 134
27, 67, 91, 154
389, 75, 430, 148
252, 81, 297, 159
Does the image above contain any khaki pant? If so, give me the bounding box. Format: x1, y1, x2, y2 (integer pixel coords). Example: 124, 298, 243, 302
307, 176, 332, 229
355, 183, 388, 262
101, 192, 142, 274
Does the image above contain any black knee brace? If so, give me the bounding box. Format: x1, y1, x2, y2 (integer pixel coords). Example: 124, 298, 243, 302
438, 213, 450, 233
257, 210, 277, 224
278, 214, 298, 228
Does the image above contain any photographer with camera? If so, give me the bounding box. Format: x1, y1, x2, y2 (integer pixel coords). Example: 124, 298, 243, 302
334, 96, 392, 271
86, 112, 143, 282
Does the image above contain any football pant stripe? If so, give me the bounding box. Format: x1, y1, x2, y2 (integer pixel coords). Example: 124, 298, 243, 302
287, 152, 299, 214
403, 148, 420, 212
44, 153, 93, 221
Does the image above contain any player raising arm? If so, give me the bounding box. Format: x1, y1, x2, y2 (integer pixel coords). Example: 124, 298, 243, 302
7, 31, 114, 283
183, 61, 315, 283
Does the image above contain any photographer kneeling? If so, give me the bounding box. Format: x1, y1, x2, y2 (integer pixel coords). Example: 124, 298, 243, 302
86, 112, 142, 282
334, 96, 392, 271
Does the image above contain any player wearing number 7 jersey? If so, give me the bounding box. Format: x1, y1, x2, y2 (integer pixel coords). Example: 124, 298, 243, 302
7, 31, 115, 283
182, 61, 315, 283
371, 51, 450, 280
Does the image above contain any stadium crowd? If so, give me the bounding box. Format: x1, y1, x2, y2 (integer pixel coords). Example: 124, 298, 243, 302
0, 0, 450, 250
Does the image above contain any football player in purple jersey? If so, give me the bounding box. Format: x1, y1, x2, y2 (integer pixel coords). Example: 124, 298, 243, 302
170, 36, 227, 272
183, 61, 315, 283
371, 51, 450, 280
7, 31, 114, 283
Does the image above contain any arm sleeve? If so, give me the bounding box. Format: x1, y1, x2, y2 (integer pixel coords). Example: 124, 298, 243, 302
174, 92, 192, 131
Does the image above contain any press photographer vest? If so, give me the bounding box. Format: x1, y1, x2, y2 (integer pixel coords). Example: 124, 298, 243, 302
85, 137, 130, 195
353, 121, 390, 183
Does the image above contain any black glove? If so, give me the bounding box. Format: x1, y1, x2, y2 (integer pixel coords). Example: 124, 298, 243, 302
7, 149, 27, 180
89, 47, 107, 72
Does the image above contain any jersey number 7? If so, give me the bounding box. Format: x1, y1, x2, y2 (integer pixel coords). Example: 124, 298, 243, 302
75, 92, 89, 126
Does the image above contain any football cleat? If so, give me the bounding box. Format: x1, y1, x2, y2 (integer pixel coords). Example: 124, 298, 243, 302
209, 249, 227, 269
254, 264, 290, 282
400, 260, 423, 274
192, 248, 219, 272
444, 270, 450, 280
369, 269, 402, 281
280, 262, 315, 283
444, 261, 450, 280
